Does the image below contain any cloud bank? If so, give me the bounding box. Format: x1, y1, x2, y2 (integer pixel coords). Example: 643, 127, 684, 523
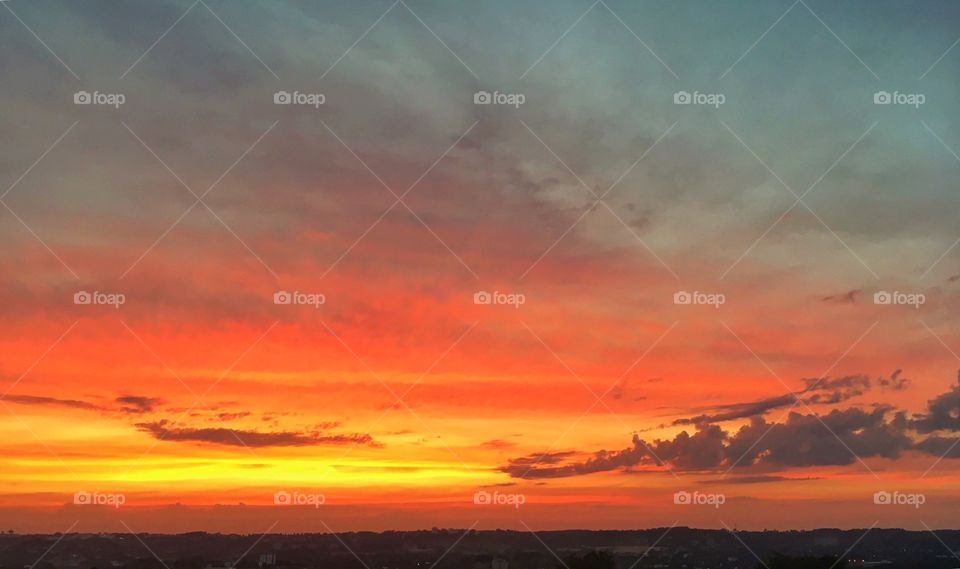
503, 373, 958, 478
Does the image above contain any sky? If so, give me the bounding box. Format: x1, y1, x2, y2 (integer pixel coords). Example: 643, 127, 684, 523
1, 0, 960, 534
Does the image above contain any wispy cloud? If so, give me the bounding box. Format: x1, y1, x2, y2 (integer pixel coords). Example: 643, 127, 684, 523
116, 395, 163, 414
1, 394, 102, 411
135, 419, 377, 448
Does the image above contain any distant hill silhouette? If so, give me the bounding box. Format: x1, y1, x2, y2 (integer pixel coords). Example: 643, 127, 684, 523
0, 528, 954, 568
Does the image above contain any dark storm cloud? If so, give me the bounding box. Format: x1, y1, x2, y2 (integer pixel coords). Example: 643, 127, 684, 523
503, 451, 578, 469
672, 394, 798, 426
914, 436, 960, 459
672, 374, 874, 426
502, 408, 912, 478
877, 369, 910, 391
115, 395, 163, 413
135, 419, 375, 448
217, 412, 252, 421
502, 374, 960, 478
909, 373, 960, 434
500, 436, 654, 479
801, 375, 873, 404
723, 407, 911, 468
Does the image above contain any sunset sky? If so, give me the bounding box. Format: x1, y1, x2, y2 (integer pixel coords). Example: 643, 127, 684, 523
2, 0, 960, 533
